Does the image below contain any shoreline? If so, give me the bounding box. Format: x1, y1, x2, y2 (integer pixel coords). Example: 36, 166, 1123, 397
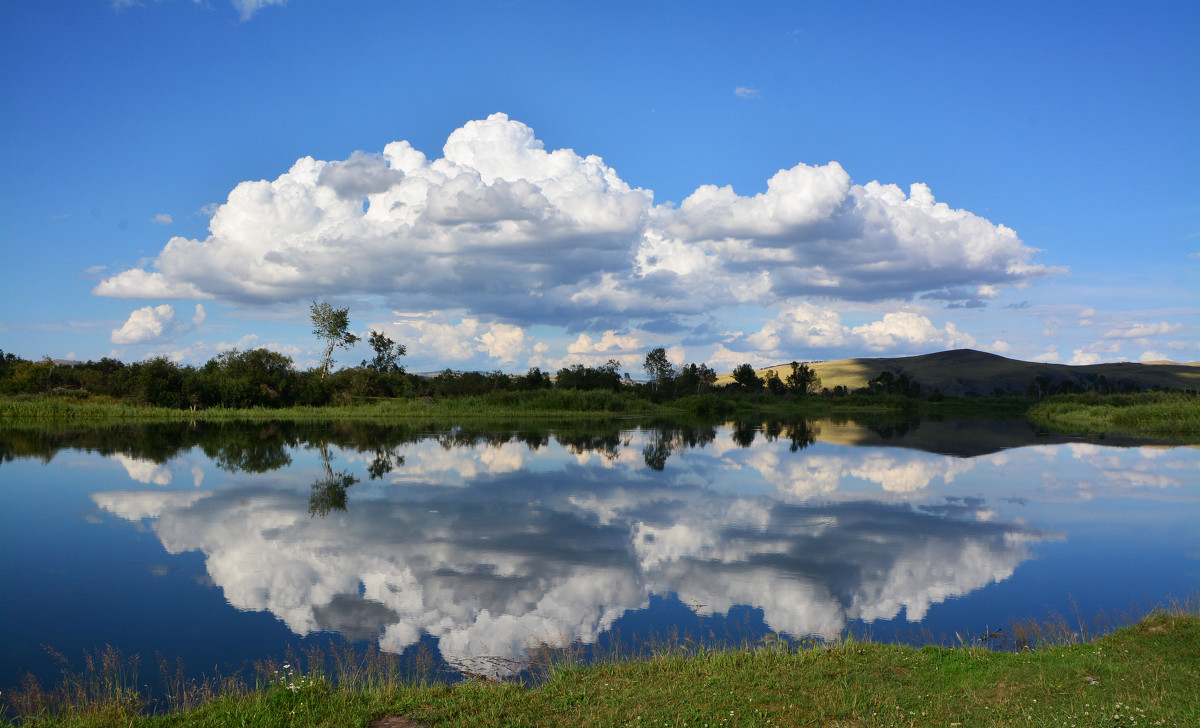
5, 606, 1197, 727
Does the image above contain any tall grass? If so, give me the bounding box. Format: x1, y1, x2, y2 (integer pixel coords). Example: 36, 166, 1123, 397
6, 599, 1197, 727
0, 390, 923, 425
1028, 392, 1200, 438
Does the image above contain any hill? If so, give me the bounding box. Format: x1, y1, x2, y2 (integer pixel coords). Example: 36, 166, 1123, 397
717, 349, 1200, 396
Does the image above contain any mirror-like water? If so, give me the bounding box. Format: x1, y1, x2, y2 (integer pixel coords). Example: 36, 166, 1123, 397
1, 417, 1197, 689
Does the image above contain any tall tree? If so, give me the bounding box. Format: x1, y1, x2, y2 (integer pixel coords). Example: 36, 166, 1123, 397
362, 330, 406, 373
731, 363, 763, 391
785, 361, 821, 396
310, 301, 359, 380
643, 347, 674, 391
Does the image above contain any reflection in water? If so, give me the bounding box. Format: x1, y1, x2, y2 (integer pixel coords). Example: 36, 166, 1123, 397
308, 443, 358, 517
7, 416, 1195, 686
81, 419, 1055, 674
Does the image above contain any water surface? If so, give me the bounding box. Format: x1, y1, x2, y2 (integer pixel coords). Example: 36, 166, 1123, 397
1, 417, 1196, 688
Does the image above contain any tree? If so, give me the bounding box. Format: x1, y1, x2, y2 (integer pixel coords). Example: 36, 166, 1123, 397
203, 348, 298, 407
310, 301, 359, 379
784, 361, 821, 396
731, 363, 763, 391
643, 347, 675, 391
362, 330, 406, 373
763, 369, 786, 395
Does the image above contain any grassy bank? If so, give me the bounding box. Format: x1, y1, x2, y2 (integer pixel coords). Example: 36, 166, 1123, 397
5, 391, 1198, 444
0, 390, 926, 424
6, 608, 1197, 728
1028, 392, 1200, 439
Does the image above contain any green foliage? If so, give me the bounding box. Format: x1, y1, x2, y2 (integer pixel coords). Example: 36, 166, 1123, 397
1029, 392, 1200, 438
784, 361, 821, 396
642, 347, 674, 390
362, 330, 406, 374
673, 362, 717, 396
554, 360, 622, 391
202, 348, 300, 408
867, 370, 922, 398
731, 362, 763, 391
310, 300, 359, 379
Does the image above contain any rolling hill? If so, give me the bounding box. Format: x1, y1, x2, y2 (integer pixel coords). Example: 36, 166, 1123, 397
716, 349, 1200, 396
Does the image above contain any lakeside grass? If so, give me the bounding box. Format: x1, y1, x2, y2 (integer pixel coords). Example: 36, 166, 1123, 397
1028, 392, 1200, 440
0, 390, 931, 425
5, 607, 1197, 728
6, 391, 1198, 443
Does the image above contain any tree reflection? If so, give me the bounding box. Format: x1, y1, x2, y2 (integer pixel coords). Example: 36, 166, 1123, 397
785, 420, 819, 452
309, 443, 359, 517
731, 420, 758, 448
642, 422, 718, 470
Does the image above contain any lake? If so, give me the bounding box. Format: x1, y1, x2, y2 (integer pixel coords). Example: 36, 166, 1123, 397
1, 416, 1197, 690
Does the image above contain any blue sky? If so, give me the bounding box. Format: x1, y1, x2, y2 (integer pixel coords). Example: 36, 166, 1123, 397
2, 0, 1197, 374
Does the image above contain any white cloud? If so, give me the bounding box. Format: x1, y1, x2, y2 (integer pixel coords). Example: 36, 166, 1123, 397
230, 0, 287, 21
706, 343, 774, 371
1102, 321, 1182, 339
113, 0, 285, 21
1067, 340, 1123, 366
1138, 350, 1169, 362
850, 312, 977, 352
567, 330, 640, 355
744, 302, 849, 353
477, 323, 526, 364
153, 213, 173, 225
94, 268, 211, 299
389, 314, 532, 365
734, 86, 760, 99
110, 303, 205, 345
93, 114, 1060, 336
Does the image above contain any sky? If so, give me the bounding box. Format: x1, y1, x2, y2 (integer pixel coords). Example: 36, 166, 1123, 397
1, 1, 1197, 376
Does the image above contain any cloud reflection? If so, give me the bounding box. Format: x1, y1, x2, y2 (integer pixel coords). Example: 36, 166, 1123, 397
92, 431, 1047, 673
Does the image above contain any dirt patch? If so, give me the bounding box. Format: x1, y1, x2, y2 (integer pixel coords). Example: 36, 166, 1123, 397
369, 715, 431, 728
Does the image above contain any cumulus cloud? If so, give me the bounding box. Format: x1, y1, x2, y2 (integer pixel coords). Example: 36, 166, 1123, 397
744, 302, 849, 352
850, 312, 976, 352
1067, 340, 1123, 366
93, 114, 1061, 338
110, 303, 206, 345
388, 314, 531, 365
567, 330, 640, 355
153, 213, 173, 225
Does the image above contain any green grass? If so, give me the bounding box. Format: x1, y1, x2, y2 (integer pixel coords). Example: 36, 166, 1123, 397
0, 390, 922, 425
6, 608, 1198, 728
0, 390, 674, 423
1028, 392, 1200, 439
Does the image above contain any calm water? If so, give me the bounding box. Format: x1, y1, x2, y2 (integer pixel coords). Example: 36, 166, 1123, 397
1, 417, 1197, 688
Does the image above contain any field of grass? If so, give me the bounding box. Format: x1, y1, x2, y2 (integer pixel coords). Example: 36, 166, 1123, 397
4, 607, 1197, 728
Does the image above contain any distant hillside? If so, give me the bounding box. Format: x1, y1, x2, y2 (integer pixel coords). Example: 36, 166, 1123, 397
717, 349, 1200, 396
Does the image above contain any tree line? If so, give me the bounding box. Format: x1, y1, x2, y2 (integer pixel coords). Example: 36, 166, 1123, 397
9, 301, 1154, 410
